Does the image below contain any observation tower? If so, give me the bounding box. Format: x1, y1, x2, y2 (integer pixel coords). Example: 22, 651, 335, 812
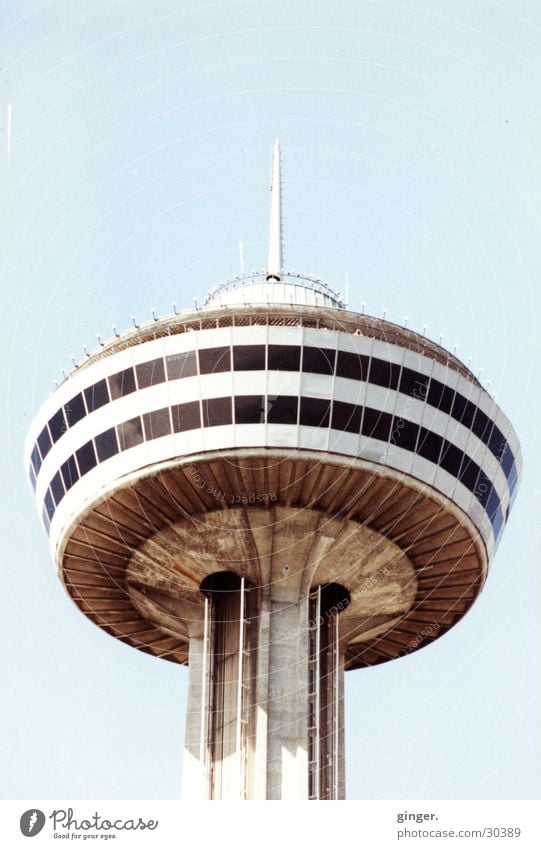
25, 142, 521, 800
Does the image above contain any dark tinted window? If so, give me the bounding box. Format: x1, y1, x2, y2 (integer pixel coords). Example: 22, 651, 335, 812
44, 489, 55, 520
331, 401, 363, 433
84, 379, 109, 412
268, 345, 301, 371
458, 456, 479, 492
369, 359, 401, 390
475, 471, 500, 518
416, 427, 443, 463
399, 368, 428, 400
166, 351, 197, 380
361, 408, 392, 442
508, 462, 518, 494
300, 397, 330, 428
172, 401, 201, 433
233, 345, 266, 371
486, 487, 501, 521
235, 395, 266, 424
143, 408, 171, 440
64, 393, 86, 427
427, 380, 455, 414
76, 440, 97, 476
136, 358, 166, 388
42, 507, 50, 532
336, 350, 369, 381
50, 470, 65, 506
302, 346, 336, 375
30, 445, 42, 475
267, 395, 298, 424
500, 443, 515, 478
472, 408, 493, 443
94, 427, 119, 462
198, 346, 231, 374
492, 506, 504, 539
108, 367, 136, 400
29, 466, 37, 491
202, 396, 232, 427
117, 416, 144, 451
391, 417, 418, 451
451, 393, 475, 429
474, 471, 493, 508
61, 455, 79, 490
37, 425, 52, 460
439, 441, 463, 478
488, 425, 507, 459
48, 408, 67, 443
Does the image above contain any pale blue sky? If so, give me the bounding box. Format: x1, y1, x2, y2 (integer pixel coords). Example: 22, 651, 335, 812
1, 0, 539, 799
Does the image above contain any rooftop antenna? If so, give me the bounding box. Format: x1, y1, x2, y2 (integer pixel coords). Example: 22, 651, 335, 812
239, 240, 245, 276
266, 139, 282, 282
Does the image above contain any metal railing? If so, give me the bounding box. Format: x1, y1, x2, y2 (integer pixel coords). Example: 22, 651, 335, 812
203, 270, 346, 308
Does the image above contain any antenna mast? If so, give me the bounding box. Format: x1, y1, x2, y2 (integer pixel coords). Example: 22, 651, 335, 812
266, 139, 282, 281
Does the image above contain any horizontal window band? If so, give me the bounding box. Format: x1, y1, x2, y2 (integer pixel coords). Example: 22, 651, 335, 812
41, 395, 504, 541
32, 343, 517, 496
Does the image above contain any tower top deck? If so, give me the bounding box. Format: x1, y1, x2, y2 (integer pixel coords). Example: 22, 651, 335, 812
204, 270, 346, 310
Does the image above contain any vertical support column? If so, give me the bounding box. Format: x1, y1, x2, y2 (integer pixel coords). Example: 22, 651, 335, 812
199, 596, 210, 792
252, 594, 271, 799
265, 594, 310, 800
308, 583, 350, 800
333, 612, 341, 799
308, 587, 321, 800
187, 572, 255, 800
236, 577, 246, 796
182, 628, 210, 800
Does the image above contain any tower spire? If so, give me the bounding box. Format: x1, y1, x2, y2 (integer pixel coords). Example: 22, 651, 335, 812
266, 139, 282, 282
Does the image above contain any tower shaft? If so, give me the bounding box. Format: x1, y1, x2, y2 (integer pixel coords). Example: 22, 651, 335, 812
182, 575, 346, 800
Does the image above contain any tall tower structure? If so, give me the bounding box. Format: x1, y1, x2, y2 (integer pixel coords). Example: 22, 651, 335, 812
25, 142, 521, 800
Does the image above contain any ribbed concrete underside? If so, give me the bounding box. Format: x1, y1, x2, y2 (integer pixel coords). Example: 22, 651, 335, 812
58, 450, 487, 669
